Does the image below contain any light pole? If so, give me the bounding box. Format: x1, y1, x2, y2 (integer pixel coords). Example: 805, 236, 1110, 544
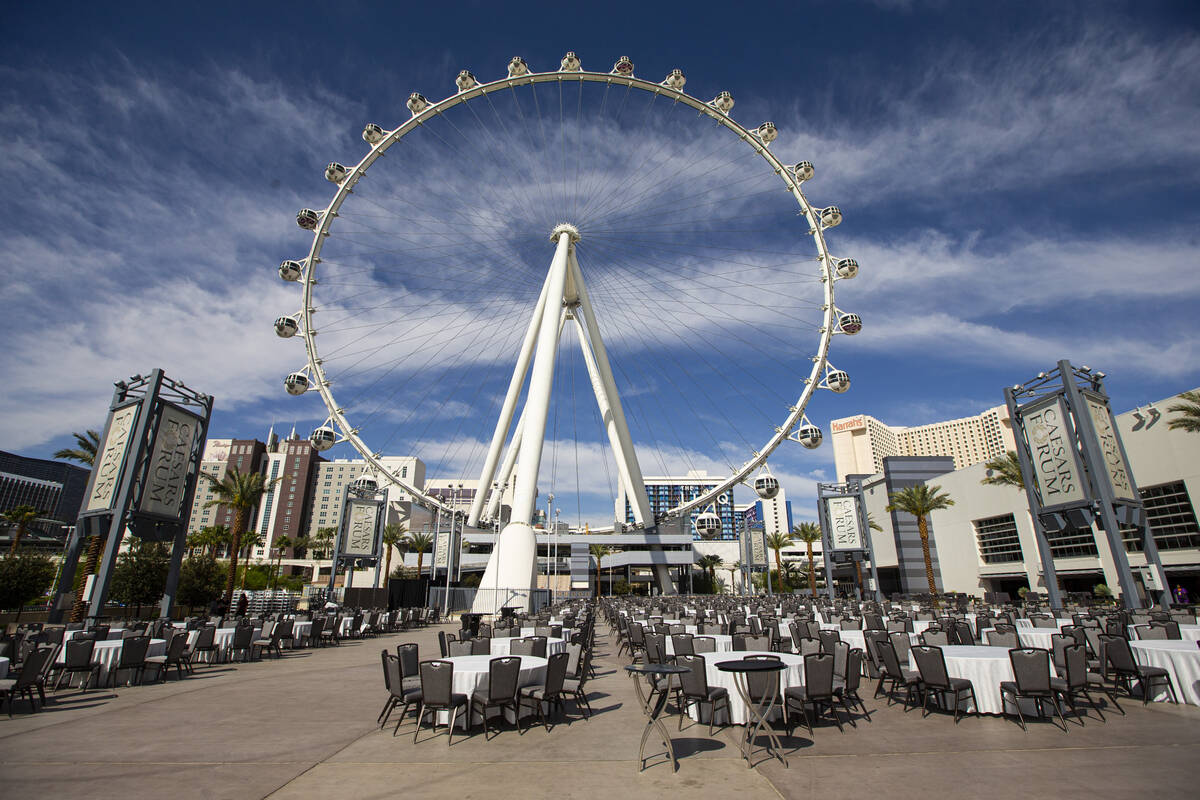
553, 506, 561, 605
546, 492, 554, 609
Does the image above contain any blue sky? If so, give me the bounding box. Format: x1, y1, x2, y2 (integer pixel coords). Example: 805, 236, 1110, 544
3, 1, 1199, 525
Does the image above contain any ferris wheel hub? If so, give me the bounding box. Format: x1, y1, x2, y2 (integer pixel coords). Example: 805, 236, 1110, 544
549, 222, 581, 243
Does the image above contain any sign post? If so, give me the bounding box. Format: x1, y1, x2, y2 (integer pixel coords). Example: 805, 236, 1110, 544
817, 480, 882, 601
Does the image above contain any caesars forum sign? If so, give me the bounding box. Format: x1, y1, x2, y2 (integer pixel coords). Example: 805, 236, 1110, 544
826, 496, 864, 551
1019, 396, 1088, 509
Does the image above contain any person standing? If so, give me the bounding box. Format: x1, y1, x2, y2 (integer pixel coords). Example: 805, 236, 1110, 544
236, 592, 249, 616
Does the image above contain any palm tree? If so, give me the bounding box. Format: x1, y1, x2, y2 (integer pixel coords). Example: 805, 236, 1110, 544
697, 553, 723, 583
1166, 390, 1200, 433
381, 523, 407, 582
405, 531, 434, 577
188, 524, 230, 557
53, 430, 100, 466
3, 505, 41, 554
588, 543, 613, 595
765, 530, 794, 591
980, 450, 1025, 490
272, 535, 292, 589
886, 484, 955, 608
312, 527, 337, 559
201, 467, 279, 606
791, 522, 821, 596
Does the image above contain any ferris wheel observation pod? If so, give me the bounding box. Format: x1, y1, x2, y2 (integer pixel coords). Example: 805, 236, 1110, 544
309, 426, 336, 451
283, 372, 310, 395
795, 424, 824, 449
274, 316, 299, 338
694, 511, 722, 538
754, 474, 780, 499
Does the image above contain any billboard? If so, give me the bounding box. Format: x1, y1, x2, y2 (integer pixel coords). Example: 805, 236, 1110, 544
826, 496, 863, 550
1081, 391, 1137, 503
341, 497, 381, 558
137, 403, 202, 520
84, 403, 139, 513
1017, 394, 1089, 510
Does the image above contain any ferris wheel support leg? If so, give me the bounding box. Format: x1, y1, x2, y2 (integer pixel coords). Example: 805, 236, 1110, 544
467, 263, 556, 529
567, 249, 654, 528
474, 231, 573, 614
485, 409, 525, 522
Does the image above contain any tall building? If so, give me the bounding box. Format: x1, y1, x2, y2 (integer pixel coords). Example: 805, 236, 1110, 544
305, 456, 425, 538
831, 405, 1016, 480
0, 450, 91, 548
185, 437, 270, 540
617, 470, 737, 540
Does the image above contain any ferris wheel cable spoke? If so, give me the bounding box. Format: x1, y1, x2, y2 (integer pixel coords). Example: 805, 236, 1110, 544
577, 112, 756, 224
582, 233, 817, 265
581, 263, 792, 423
315, 283, 535, 343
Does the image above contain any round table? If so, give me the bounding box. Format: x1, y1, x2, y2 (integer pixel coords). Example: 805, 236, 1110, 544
56, 638, 167, 685
927, 645, 1052, 716
1130, 640, 1200, 705
490, 636, 567, 657
441, 654, 547, 728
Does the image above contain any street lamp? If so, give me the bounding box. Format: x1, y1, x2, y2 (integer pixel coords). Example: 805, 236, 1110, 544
546, 493, 554, 609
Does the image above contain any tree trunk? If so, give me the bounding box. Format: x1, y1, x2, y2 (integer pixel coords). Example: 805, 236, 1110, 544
8, 523, 26, 555
854, 561, 864, 598
223, 509, 248, 607
417, 551, 424, 577
774, 548, 783, 592
384, 546, 393, 582
806, 542, 816, 596
69, 533, 105, 623
917, 515, 939, 609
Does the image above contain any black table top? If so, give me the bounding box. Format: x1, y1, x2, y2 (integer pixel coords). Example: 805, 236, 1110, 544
625, 663, 691, 676
715, 659, 787, 673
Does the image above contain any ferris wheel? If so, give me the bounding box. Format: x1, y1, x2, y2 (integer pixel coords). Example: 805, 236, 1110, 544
273, 52, 862, 601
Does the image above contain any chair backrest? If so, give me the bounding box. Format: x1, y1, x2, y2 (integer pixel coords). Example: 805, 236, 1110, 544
922, 630, 951, 647
15, 647, 56, 690
644, 633, 666, 664
692, 636, 716, 654
671, 634, 694, 656
120, 635, 151, 666
381, 649, 395, 692
1082, 627, 1104, 660
195, 625, 217, 648
231, 624, 254, 649
987, 629, 1021, 649
1050, 633, 1071, 672
1149, 620, 1181, 640
1062, 643, 1089, 690
804, 652, 835, 698
488, 656, 522, 701
420, 660, 454, 706
840, 617, 863, 630
1061, 625, 1086, 647
888, 631, 911, 665
829, 640, 849, 680
1101, 634, 1136, 672
844, 648, 864, 692
510, 638, 536, 657
912, 645, 950, 689
534, 626, 553, 638
165, 631, 189, 661
543, 651, 570, 697
438, 629, 450, 658
448, 640, 473, 657
954, 620, 975, 646
886, 619, 907, 634
864, 613, 885, 630
818, 629, 842, 652
743, 654, 781, 703
743, 634, 771, 651
1009, 648, 1052, 694
699, 622, 722, 635
564, 642, 583, 677
675, 653, 708, 697
471, 637, 491, 655
1133, 624, 1167, 640
863, 630, 889, 668
397, 643, 420, 677
92, 625, 111, 641
276, 619, 294, 637
63, 637, 96, 668
1033, 616, 1058, 629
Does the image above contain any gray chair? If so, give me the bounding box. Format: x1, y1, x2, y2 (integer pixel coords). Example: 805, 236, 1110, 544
921, 629, 951, 647
987, 628, 1022, 649
671, 634, 694, 656
470, 637, 491, 656
1051, 643, 1106, 724
108, 635, 151, 687
818, 629, 842, 653
785, 652, 847, 734
911, 645, 977, 723
1001, 648, 1069, 731
835, 648, 870, 721
1101, 634, 1178, 704
875, 639, 922, 710
144, 632, 190, 682
692, 636, 717, 654
191, 625, 219, 665
470, 656, 522, 738
226, 624, 255, 663
448, 639, 473, 657
53, 638, 100, 692
562, 646, 594, 718
510, 638, 537, 657
1, 646, 56, 716
413, 660, 468, 743
518, 651, 570, 732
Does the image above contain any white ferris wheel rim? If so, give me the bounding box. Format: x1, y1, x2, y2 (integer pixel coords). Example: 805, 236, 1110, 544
286, 59, 846, 523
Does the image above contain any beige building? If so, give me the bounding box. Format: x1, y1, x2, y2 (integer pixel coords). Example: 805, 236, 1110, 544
831, 405, 1016, 480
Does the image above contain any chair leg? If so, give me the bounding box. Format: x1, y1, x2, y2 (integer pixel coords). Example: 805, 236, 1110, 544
447, 706, 457, 745
413, 703, 426, 742
1049, 696, 1069, 733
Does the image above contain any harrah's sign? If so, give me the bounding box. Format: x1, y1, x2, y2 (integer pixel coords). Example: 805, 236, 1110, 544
1021, 396, 1088, 507
831, 416, 866, 434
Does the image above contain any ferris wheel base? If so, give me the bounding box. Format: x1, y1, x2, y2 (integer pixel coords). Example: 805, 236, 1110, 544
471, 521, 539, 616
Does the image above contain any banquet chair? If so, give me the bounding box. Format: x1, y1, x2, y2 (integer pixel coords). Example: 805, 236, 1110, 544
52, 638, 101, 692
191, 625, 219, 665
91, 625, 112, 642
887, 632, 912, 666
911, 645, 977, 724
863, 630, 890, 678
413, 660, 468, 744
987, 629, 1022, 649
251, 622, 283, 660
471, 656, 522, 739
828, 641, 850, 687
921, 630, 951, 647
527, 636, 549, 658
1001, 648, 1069, 732
510, 638, 537, 657
692, 636, 717, 654
1149, 620, 1181, 640
226, 624, 254, 663
874, 640, 922, 710
840, 618, 863, 630
534, 626, 553, 638
448, 640, 473, 657
1132, 624, 1167, 641
396, 643, 422, 692
818, 629, 842, 653
275, 619, 296, 650
954, 621, 976, 646
671, 634, 695, 656
108, 635, 151, 688
785, 652, 846, 734
561, 645, 595, 719
734, 634, 771, 652
470, 637, 491, 655
437, 630, 454, 658
835, 648, 870, 721
886, 620, 908, 634
1101, 634, 1178, 705
144, 632, 190, 683
1051, 643, 1106, 724
1032, 615, 1058, 629
1, 646, 56, 716
518, 651, 570, 732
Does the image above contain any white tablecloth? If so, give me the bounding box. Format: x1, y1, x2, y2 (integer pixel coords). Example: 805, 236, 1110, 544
56, 638, 167, 684
519, 626, 575, 640
1017, 618, 1072, 631
187, 626, 263, 655
697, 651, 805, 725
1183, 625, 1200, 642
441, 654, 547, 728
490, 636, 566, 657
292, 621, 313, 644
64, 628, 125, 643
922, 645, 1054, 716
1131, 640, 1200, 705
666, 634, 735, 655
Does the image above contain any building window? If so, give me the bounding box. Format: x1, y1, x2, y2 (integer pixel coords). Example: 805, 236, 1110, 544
974, 514, 1023, 563
1045, 526, 1099, 559
1121, 480, 1200, 552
